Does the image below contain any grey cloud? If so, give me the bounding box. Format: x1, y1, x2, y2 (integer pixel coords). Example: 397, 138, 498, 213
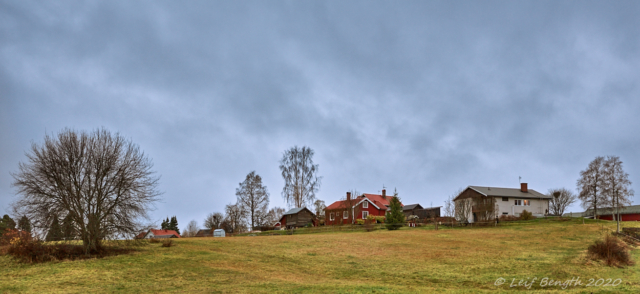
2, 1, 640, 223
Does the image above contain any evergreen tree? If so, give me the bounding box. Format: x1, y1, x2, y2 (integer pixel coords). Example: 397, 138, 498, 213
2, 215, 16, 230
62, 214, 76, 240
161, 217, 169, 230
169, 216, 180, 234
385, 189, 405, 230
18, 215, 31, 232
46, 215, 63, 242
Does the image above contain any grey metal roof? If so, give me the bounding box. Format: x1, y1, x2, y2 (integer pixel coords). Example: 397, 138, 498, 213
582, 205, 640, 216
283, 207, 308, 216
467, 186, 551, 199
403, 204, 423, 211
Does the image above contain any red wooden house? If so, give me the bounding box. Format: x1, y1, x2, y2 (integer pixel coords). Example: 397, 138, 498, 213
325, 189, 403, 225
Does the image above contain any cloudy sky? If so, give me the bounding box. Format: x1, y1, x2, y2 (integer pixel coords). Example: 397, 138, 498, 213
2, 1, 639, 228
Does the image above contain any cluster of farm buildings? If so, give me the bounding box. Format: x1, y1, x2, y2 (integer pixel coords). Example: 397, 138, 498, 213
278, 183, 554, 229
136, 182, 640, 238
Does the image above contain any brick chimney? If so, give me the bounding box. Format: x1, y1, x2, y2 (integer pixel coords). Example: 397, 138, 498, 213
382, 188, 386, 198
346, 192, 351, 202
521, 183, 528, 193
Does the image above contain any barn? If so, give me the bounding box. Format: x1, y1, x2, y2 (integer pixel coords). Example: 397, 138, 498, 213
280, 207, 317, 229
583, 205, 640, 221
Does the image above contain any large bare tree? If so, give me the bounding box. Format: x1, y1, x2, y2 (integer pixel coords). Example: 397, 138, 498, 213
279, 146, 322, 208
203, 212, 224, 230
224, 203, 247, 234
577, 156, 606, 219
547, 188, 577, 216
11, 128, 160, 253
236, 171, 270, 230
603, 156, 634, 233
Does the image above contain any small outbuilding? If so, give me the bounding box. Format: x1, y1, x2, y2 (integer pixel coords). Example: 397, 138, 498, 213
214, 229, 226, 237
280, 207, 317, 229
403, 204, 424, 218
195, 229, 214, 237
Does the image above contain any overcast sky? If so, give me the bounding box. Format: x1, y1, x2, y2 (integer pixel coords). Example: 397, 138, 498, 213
2, 1, 639, 228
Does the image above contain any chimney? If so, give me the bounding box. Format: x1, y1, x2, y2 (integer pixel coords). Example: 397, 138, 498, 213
346, 192, 351, 202
382, 189, 386, 198
521, 183, 528, 193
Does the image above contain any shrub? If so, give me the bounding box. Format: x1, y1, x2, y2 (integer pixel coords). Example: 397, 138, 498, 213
1, 229, 31, 246
356, 219, 365, 225
499, 215, 520, 222
161, 240, 173, 247
149, 238, 161, 243
7, 237, 134, 263
520, 210, 535, 220
366, 215, 385, 223
588, 234, 634, 267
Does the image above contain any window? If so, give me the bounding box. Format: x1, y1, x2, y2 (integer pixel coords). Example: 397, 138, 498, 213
514, 199, 522, 206
502, 197, 509, 202
330, 213, 334, 221
343, 210, 348, 219
363, 201, 368, 208
503, 212, 508, 215
362, 211, 369, 219
523, 200, 530, 206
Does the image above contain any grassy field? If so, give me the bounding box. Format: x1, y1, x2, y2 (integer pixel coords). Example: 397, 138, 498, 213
1, 218, 639, 293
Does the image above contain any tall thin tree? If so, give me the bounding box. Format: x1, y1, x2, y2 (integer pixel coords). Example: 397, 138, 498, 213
236, 171, 270, 230
577, 156, 606, 220
603, 156, 634, 233
279, 146, 322, 208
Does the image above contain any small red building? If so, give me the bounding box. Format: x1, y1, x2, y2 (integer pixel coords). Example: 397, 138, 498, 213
325, 189, 403, 225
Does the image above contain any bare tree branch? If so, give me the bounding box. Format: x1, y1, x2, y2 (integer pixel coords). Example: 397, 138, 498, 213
11, 128, 160, 253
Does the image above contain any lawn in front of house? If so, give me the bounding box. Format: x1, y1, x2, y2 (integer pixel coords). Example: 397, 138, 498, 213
1, 218, 638, 293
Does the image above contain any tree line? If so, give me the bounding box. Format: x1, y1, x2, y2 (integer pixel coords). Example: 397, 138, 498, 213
182, 146, 323, 236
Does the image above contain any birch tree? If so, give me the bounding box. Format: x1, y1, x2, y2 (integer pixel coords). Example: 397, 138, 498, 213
577, 156, 606, 219
279, 146, 322, 208
603, 156, 634, 233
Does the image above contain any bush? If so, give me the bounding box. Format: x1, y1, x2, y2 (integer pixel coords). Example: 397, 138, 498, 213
6, 237, 134, 263
161, 240, 173, 247
149, 238, 161, 243
520, 210, 535, 220
0, 229, 31, 246
355, 219, 365, 225
499, 215, 521, 222
366, 215, 385, 223
588, 234, 634, 267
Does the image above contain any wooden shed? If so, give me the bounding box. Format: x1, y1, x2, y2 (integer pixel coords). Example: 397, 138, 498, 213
280, 207, 317, 229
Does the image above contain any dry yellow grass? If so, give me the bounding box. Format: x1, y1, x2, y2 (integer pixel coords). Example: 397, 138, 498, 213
1, 218, 639, 293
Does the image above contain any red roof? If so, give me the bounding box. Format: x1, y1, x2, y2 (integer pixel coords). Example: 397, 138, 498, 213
326, 193, 403, 210
150, 229, 181, 238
